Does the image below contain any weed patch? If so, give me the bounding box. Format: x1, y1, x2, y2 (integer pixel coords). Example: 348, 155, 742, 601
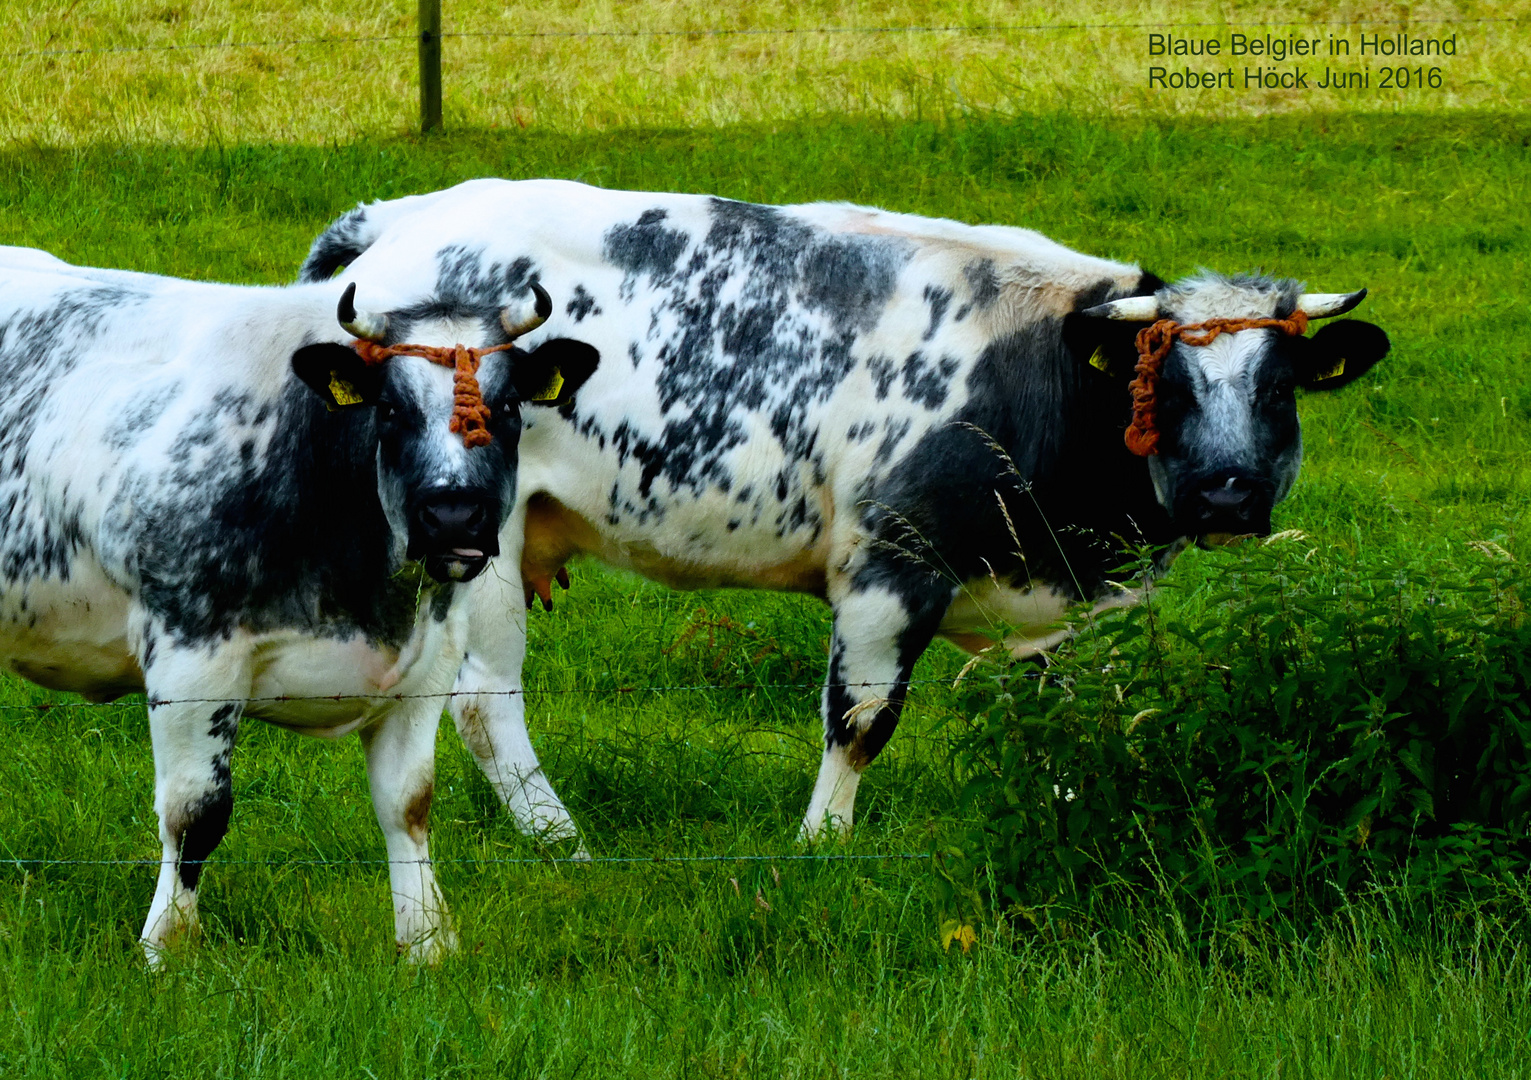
946, 544, 1531, 941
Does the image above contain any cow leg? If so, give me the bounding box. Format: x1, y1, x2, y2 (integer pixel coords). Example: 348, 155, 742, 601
450, 558, 581, 847
359, 702, 456, 962
452, 658, 581, 846
139, 639, 250, 965
801, 574, 954, 839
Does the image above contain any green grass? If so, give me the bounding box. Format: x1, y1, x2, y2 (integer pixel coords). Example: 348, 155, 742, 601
1, 110, 1530, 1074
6, 886, 1531, 1077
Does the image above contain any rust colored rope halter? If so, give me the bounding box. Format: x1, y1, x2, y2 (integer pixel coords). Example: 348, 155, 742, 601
1124, 311, 1310, 457
350, 339, 518, 449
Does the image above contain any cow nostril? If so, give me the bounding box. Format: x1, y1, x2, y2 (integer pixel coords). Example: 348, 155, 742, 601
419, 498, 488, 535
1197, 476, 1256, 512
409, 493, 502, 579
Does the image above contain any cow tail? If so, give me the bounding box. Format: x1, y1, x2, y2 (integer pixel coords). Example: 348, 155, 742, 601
297, 205, 380, 283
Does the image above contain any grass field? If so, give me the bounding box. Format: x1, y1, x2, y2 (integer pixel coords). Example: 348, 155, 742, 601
2, 5, 1531, 1074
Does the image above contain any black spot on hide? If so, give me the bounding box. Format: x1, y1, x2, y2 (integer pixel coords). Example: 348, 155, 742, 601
922, 285, 952, 340
963, 259, 1001, 309
566, 285, 602, 322
570, 198, 914, 536
603, 209, 690, 295
0, 285, 149, 584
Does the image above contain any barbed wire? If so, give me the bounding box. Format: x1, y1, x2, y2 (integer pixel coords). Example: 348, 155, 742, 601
0, 671, 1041, 713
8, 15, 1523, 60
5, 851, 929, 868
9, 34, 409, 59
445, 16, 1524, 38
0, 677, 965, 872
0, 686, 950, 869
0, 677, 971, 871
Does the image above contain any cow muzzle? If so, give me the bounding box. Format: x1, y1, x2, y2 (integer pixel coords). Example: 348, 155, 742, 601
1177, 468, 1275, 543
408, 491, 502, 583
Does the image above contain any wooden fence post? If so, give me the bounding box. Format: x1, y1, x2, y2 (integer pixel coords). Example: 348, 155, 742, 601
418, 0, 442, 133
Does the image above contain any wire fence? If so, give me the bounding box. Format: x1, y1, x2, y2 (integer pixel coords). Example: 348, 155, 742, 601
4, 852, 929, 869
0, 680, 948, 870
0, 584, 1036, 874
10, 14, 1524, 60
0, 674, 980, 873
0, 673, 1036, 713
8, 7, 1518, 134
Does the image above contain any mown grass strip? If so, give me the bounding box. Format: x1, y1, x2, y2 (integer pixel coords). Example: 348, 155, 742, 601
4, 0, 1526, 142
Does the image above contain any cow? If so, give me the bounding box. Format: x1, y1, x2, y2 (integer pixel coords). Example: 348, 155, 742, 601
0, 246, 598, 961
299, 179, 1391, 842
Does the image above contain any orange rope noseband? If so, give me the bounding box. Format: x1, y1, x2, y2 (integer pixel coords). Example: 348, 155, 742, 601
1124, 311, 1309, 457
351, 339, 518, 449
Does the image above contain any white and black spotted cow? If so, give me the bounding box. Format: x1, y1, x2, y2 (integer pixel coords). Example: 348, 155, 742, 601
300, 179, 1390, 840
0, 246, 597, 961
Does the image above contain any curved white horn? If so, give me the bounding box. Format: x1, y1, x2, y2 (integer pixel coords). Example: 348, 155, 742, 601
336, 282, 388, 341
500, 281, 553, 339
1080, 295, 1161, 320
1296, 288, 1367, 318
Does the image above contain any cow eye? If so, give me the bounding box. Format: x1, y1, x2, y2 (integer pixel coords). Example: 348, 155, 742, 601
1261, 372, 1296, 400
376, 400, 398, 424
1157, 379, 1192, 412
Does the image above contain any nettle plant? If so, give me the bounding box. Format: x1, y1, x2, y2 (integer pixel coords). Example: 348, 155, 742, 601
942, 541, 1531, 938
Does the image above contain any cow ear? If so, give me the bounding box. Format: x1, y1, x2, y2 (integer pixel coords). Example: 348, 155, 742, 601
1297, 319, 1390, 391
1062, 311, 1151, 378
509, 339, 600, 408
292, 343, 384, 410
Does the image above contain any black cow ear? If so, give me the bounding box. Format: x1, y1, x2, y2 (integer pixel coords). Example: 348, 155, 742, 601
510, 339, 600, 408
292, 343, 384, 410
1062, 311, 1150, 378
1297, 319, 1390, 391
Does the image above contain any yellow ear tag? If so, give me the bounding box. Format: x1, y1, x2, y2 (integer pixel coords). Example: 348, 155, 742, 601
1088, 348, 1109, 372
328, 371, 364, 406
1315, 357, 1346, 382
529, 369, 564, 403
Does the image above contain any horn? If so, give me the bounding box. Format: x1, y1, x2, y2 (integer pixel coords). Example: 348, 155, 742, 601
336, 282, 388, 341
1295, 288, 1367, 318
1080, 296, 1161, 320
501, 281, 553, 339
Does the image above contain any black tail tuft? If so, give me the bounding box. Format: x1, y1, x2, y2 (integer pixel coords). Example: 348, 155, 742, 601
297, 206, 375, 283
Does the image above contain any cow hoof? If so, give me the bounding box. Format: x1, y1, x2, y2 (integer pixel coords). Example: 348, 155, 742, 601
533, 831, 590, 862
398, 927, 458, 966
140, 930, 196, 971
140, 907, 201, 970
141, 941, 169, 971
796, 818, 854, 844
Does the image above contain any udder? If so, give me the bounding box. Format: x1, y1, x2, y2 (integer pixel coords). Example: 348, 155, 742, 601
521, 491, 829, 596
939, 577, 1143, 658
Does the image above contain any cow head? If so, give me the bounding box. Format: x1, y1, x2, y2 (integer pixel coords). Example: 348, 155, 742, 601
1075, 273, 1390, 540
290, 283, 599, 583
